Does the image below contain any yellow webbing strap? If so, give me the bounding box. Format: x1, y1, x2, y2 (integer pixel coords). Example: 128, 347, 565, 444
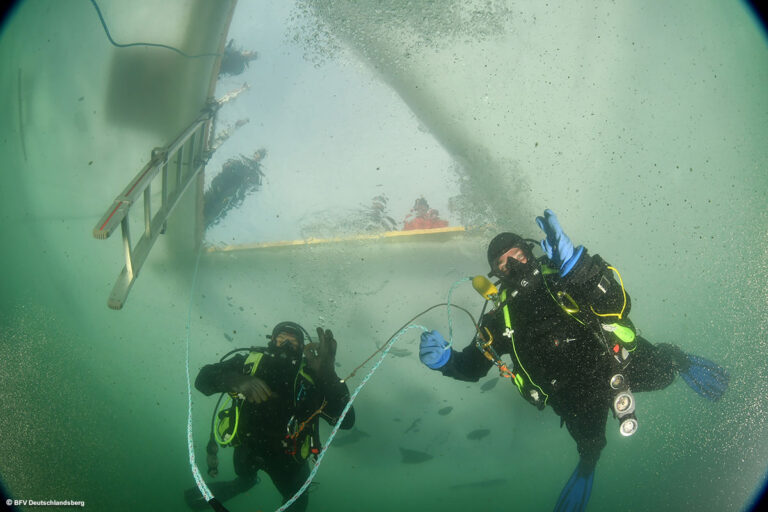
501, 290, 548, 405
590, 266, 627, 319
244, 351, 264, 375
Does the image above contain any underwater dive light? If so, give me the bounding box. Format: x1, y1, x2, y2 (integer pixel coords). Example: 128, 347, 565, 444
619, 415, 638, 436
613, 392, 635, 416
610, 373, 625, 390
609, 373, 638, 436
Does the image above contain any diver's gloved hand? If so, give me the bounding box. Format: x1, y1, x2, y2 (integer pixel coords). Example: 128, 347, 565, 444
305, 327, 338, 377
419, 330, 451, 370
232, 375, 273, 404
536, 209, 584, 277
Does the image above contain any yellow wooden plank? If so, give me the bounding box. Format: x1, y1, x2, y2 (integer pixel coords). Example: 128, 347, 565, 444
206, 225, 467, 252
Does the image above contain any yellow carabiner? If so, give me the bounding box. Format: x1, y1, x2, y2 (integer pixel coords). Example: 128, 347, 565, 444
557, 291, 580, 314
481, 326, 494, 349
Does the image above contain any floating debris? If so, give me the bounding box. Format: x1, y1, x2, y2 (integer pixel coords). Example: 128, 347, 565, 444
387, 347, 413, 358
403, 418, 421, 434
223, 333, 233, 342
375, 341, 412, 358
438, 406, 453, 416
399, 447, 433, 464
332, 427, 370, 447
480, 378, 500, 392
467, 429, 490, 440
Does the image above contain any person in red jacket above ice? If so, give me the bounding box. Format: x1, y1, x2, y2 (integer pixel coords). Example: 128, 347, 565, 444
402, 197, 449, 230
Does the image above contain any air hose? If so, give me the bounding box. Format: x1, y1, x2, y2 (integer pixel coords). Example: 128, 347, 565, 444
89, 0, 222, 58
184, 247, 224, 510
278, 280, 483, 511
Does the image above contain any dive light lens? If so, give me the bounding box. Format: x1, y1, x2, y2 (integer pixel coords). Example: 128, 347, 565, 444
619, 416, 638, 436
613, 392, 635, 415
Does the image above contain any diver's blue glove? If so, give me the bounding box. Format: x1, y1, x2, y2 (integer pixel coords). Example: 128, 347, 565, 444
419, 330, 451, 370
536, 209, 584, 277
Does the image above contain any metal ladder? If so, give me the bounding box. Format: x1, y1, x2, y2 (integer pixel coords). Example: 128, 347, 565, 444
93, 105, 216, 310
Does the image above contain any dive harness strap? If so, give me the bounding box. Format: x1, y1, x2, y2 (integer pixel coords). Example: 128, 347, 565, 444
544, 263, 640, 436
474, 327, 513, 379
284, 400, 326, 461
471, 291, 514, 381
546, 259, 638, 364
500, 289, 549, 409
470, 275, 547, 409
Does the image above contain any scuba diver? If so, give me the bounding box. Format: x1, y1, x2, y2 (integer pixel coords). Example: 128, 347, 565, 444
362, 194, 398, 232
218, 39, 258, 77
418, 209, 729, 512
203, 149, 266, 230
185, 322, 355, 511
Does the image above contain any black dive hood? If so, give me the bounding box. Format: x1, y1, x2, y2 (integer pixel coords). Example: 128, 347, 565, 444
486, 232, 541, 290
268, 321, 310, 359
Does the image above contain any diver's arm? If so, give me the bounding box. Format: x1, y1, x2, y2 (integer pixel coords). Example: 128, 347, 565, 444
307, 327, 355, 429
423, 312, 497, 382
194, 355, 246, 396
536, 209, 628, 313
316, 372, 355, 429
439, 339, 495, 382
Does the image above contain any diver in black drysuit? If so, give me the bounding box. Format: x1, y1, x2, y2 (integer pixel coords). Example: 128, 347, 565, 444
439, 242, 682, 467
187, 323, 354, 512
419, 210, 728, 511
218, 39, 258, 77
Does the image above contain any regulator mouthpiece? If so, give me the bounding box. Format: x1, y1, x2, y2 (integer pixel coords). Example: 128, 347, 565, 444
472, 275, 499, 301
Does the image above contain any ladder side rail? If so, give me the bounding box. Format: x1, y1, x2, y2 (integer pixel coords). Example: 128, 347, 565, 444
105, 116, 213, 309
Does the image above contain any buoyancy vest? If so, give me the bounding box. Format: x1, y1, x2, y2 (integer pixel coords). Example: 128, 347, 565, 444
216, 348, 322, 461
499, 261, 637, 410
